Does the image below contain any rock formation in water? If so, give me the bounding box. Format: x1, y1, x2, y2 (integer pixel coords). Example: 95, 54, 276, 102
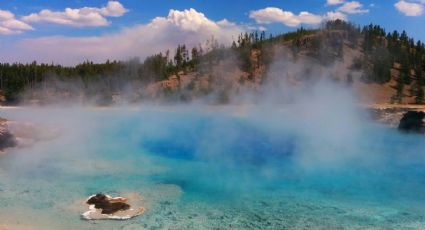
0, 118, 17, 151
86, 193, 130, 214
398, 111, 425, 134
82, 193, 145, 220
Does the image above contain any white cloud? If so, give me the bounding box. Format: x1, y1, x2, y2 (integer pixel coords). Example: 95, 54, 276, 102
249, 7, 322, 27
337, 1, 369, 14
98, 1, 128, 17
297, 11, 324, 24
394, 0, 424, 16
1, 8, 244, 65
0, 9, 33, 35
0, 9, 14, 20
324, 11, 348, 21
22, 1, 128, 27
258, 26, 267, 31
327, 0, 345, 5
249, 7, 350, 27
151, 9, 220, 32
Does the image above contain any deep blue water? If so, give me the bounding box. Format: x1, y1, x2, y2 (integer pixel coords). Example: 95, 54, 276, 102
1, 107, 425, 229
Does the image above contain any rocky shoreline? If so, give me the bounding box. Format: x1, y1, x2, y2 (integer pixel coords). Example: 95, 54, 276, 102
0, 118, 17, 152
398, 111, 425, 133
368, 108, 425, 134
0, 116, 57, 152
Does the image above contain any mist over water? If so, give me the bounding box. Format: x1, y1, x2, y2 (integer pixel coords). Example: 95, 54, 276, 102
1, 54, 425, 229
1, 98, 425, 229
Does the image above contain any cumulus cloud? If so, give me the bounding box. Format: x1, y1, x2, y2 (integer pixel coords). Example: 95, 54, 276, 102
249, 7, 322, 27
22, 1, 128, 27
0, 9, 33, 35
327, 0, 345, 5
151, 9, 221, 32
337, 1, 369, 14
1, 8, 243, 65
249, 7, 350, 27
297, 12, 324, 25
97, 1, 128, 17
394, 0, 424, 16
324, 11, 348, 21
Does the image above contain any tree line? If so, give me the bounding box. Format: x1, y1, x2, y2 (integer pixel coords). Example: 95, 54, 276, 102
0, 20, 424, 104
359, 23, 425, 103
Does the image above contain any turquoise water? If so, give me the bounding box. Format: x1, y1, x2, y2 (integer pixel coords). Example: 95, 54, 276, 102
1, 106, 425, 229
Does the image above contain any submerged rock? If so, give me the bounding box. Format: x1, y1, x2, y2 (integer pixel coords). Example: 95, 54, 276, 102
398, 111, 425, 134
0, 118, 17, 151
82, 193, 145, 220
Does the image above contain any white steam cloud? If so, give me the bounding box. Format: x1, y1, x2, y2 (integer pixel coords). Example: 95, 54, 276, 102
2, 46, 425, 228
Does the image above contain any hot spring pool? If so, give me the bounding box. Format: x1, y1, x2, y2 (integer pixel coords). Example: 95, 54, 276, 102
1, 106, 425, 229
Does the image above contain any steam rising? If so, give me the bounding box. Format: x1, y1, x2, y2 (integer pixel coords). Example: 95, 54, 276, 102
1, 43, 425, 229
1, 47, 420, 173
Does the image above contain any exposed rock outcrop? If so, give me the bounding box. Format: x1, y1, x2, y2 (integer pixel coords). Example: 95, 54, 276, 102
0, 118, 17, 151
368, 108, 405, 127
0, 117, 59, 152
398, 111, 425, 134
82, 193, 145, 220
86, 194, 130, 214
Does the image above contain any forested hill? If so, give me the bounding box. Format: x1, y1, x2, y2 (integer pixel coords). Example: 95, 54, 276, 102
0, 20, 424, 105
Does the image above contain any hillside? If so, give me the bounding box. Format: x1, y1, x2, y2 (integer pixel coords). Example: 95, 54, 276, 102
0, 20, 424, 106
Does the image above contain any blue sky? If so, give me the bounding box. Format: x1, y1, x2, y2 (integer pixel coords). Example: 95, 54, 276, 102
0, 0, 424, 64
